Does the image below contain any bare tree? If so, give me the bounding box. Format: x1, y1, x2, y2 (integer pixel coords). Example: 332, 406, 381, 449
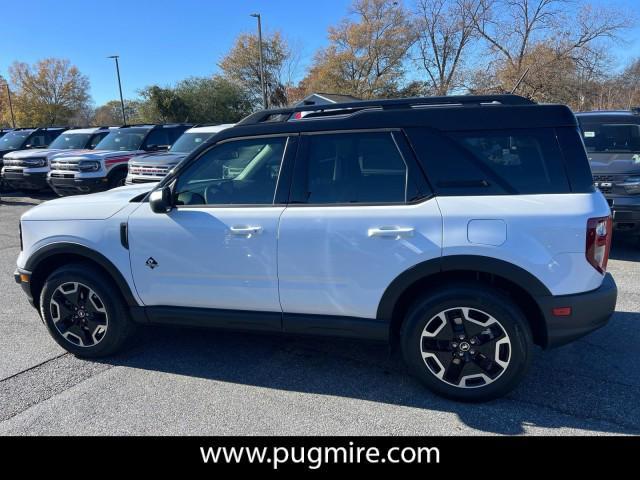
469, 0, 629, 98
414, 0, 480, 95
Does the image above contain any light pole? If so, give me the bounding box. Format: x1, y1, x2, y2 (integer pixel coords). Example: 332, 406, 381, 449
250, 13, 268, 109
2, 82, 16, 128
107, 55, 127, 125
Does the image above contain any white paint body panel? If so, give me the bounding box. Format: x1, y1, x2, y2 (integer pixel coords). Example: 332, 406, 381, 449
126, 203, 284, 311
277, 201, 442, 318
436, 193, 611, 295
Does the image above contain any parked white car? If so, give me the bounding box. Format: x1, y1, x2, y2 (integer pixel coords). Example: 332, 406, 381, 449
15, 95, 616, 402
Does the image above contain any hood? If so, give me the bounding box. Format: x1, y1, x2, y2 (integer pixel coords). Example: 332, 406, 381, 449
2, 148, 90, 161
588, 152, 640, 174
0, 148, 17, 158
21, 184, 154, 221
129, 151, 187, 166
51, 149, 142, 162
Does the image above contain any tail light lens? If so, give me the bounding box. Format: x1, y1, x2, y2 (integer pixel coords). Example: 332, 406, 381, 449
586, 216, 612, 274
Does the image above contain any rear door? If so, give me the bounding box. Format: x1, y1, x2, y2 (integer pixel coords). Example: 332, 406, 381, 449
277, 130, 442, 324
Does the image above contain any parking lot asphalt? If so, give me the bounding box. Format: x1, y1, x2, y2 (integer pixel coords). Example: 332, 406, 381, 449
0, 192, 639, 435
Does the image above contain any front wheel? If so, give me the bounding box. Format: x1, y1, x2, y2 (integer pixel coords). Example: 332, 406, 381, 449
401, 284, 533, 402
108, 169, 127, 189
40, 263, 136, 357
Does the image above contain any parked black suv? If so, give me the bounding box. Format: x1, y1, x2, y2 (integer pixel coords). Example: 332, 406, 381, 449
0, 127, 66, 166
577, 111, 640, 241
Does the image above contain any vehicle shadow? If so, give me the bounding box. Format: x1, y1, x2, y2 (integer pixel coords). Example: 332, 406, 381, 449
101, 309, 640, 435
0, 191, 57, 207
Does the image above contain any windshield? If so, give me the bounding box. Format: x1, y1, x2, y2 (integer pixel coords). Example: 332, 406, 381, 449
94, 128, 149, 151
580, 121, 640, 153
49, 133, 92, 150
0, 131, 33, 150
170, 132, 215, 153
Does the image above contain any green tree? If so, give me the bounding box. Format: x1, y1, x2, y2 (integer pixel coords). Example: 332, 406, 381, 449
174, 76, 252, 123
138, 86, 190, 123
93, 100, 143, 125
9, 58, 91, 126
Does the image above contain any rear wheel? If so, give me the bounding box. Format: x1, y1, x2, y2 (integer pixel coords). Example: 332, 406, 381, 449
40, 263, 136, 357
401, 284, 533, 402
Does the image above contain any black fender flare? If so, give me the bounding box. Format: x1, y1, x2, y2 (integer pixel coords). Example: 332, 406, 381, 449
376, 255, 552, 321
25, 242, 139, 307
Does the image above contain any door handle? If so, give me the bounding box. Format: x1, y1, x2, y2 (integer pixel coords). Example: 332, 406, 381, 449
229, 225, 263, 235
368, 226, 414, 238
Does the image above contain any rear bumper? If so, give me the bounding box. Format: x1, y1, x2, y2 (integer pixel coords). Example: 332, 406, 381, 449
2, 171, 48, 191
537, 272, 617, 348
48, 175, 109, 196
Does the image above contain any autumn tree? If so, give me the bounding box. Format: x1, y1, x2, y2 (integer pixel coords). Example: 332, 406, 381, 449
9, 58, 91, 126
301, 0, 415, 99
138, 85, 190, 123
413, 0, 480, 95
219, 31, 296, 108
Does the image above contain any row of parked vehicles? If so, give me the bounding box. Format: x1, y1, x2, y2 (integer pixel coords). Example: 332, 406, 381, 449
0, 123, 233, 195
4, 95, 640, 402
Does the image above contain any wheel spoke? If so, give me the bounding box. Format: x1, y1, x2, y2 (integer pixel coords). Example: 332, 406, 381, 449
472, 352, 504, 378
421, 337, 452, 353
443, 358, 465, 385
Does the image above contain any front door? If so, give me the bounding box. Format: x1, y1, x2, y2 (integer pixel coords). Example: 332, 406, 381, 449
128, 135, 295, 318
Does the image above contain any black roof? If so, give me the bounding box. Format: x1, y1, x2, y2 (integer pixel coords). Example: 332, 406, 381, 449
118, 123, 193, 129
575, 110, 640, 124
208, 94, 575, 145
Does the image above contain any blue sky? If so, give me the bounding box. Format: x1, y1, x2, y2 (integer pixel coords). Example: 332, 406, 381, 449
2, 0, 639, 106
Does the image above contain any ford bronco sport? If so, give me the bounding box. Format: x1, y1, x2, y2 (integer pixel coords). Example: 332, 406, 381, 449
47, 124, 190, 196
2, 127, 113, 192
15, 95, 617, 402
577, 111, 640, 242
126, 124, 234, 185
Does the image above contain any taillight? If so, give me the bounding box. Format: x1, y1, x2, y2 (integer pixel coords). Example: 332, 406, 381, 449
586, 216, 612, 274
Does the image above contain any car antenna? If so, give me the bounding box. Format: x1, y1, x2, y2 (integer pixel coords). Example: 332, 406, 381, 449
510, 67, 530, 94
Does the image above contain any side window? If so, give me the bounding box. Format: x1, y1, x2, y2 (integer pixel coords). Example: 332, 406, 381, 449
144, 129, 171, 149
168, 127, 187, 143
28, 133, 46, 147
174, 136, 288, 206
90, 132, 107, 149
294, 132, 410, 204
406, 128, 571, 195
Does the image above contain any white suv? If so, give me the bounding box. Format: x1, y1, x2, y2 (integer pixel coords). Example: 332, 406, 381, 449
14, 95, 617, 401
125, 124, 234, 185
2, 127, 113, 192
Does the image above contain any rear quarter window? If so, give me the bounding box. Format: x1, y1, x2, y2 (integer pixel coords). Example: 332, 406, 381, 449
406, 127, 579, 195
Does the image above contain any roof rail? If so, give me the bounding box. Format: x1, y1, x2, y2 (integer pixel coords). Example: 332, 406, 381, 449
238, 94, 535, 126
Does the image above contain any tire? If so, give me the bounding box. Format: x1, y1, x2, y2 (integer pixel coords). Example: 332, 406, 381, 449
108, 169, 127, 189
400, 283, 533, 402
40, 263, 136, 357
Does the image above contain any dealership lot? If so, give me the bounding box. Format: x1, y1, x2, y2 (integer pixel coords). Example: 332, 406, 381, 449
1, 193, 639, 435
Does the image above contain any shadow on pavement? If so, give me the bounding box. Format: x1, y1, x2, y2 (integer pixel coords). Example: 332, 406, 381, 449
99, 308, 640, 436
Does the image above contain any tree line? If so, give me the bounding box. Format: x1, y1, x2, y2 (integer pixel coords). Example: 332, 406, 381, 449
1, 0, 638, 128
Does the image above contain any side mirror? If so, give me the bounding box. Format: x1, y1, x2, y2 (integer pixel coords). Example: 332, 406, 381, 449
149, 185, 173, 214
